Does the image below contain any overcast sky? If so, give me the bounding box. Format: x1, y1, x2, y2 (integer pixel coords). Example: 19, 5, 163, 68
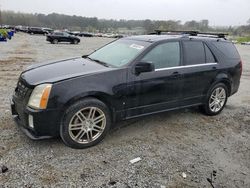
1, 0, 249, 26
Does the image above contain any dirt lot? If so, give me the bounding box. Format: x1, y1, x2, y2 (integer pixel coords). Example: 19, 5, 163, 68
0, 33, 249, 187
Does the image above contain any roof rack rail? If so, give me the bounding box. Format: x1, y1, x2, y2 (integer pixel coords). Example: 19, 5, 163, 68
196, 32, 228, 38
153, 30, 198, 36
151, 30, 228, 39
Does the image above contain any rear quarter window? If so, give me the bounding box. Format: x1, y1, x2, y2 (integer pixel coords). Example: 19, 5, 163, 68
183, 41, 206, 65
212, 41, 240, 59
204, 44, 216, 62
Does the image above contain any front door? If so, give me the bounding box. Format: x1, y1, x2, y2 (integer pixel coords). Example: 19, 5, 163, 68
125, 41, 183, 118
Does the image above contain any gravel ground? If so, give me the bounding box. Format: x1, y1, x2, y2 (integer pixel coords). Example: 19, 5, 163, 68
0, 33, 249, 188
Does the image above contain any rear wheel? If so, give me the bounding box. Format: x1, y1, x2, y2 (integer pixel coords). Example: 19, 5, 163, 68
52, 39, 58, 44
72, 39, 78, 44
201, 83, 228, 115
60, 98, 111, 149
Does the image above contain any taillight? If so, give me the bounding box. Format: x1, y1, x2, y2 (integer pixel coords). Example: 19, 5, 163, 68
240, 60, 243, 76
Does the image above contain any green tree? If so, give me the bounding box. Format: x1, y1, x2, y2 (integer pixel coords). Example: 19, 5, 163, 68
143, 19, 154, 33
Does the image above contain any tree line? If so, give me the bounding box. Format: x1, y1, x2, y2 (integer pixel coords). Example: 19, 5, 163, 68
1, 10, 249, 35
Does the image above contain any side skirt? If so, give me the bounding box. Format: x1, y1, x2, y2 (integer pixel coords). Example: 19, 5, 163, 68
115, 103, 203, 121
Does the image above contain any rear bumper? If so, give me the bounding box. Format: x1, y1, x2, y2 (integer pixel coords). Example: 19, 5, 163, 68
230, 80, 240, 96
11, 97, 61, 139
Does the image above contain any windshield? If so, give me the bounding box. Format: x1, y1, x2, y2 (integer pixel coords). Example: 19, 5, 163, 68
88, 39, 150, 67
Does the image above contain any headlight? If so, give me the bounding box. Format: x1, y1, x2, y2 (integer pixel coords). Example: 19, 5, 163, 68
28, 84, 52, 109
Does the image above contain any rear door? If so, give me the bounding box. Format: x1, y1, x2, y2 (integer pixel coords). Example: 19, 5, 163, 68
178, 40, 218, 105
62, 33, 70, 42
55, 32, 63, 42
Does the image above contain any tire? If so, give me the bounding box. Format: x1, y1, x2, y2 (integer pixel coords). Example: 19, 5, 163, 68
201, 83, 228, 116
72, 39, 78, 44
60, 98, 111, 149
52, 39, 58, 44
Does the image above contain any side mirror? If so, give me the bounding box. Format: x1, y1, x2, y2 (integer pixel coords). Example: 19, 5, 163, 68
82, 55, 89, 58
134, 62, 155, 75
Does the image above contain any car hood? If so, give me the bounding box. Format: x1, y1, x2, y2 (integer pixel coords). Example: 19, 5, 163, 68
21, 57, 113, 86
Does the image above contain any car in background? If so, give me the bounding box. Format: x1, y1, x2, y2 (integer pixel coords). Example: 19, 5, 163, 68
241, 42, 250, 45
28, 27, 49, 35
15, 25, 29, 33
78, 32, 94, 37
113, 34, 125, 38
102, 33, 115, 38
71, 31, 81, 36
46, 31, 80, 44
1, 25, 10, 29
42, 28, 54, 34
101, 33, 124, 38
94, 33, 104, 37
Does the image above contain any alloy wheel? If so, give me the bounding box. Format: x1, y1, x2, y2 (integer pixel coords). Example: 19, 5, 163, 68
68, 107, 106, 144
209, 87, 226, 113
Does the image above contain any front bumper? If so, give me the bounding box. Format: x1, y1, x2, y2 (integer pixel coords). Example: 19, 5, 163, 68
11, 97, 61, 140
12, 116, 52, 140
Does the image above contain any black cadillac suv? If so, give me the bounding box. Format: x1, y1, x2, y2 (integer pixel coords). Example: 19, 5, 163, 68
11, 31, 242, 148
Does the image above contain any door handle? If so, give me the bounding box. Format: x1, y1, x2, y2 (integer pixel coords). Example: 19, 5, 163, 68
212, 66, 217, 70
172, 71, 181, 78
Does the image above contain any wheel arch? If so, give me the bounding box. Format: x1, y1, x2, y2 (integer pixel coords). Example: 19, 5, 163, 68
219, 79, 231, 96
62, 91, 115, 121
204, 73, 232, 97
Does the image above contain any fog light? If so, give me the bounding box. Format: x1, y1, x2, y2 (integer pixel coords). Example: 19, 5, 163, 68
28, 115, 34, 128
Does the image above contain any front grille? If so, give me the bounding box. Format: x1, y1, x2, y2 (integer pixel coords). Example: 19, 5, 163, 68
15, 80, 29, 99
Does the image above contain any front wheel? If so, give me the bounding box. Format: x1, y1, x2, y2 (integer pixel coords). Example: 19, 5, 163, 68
60, 98, 111, 149
201, 83, 228, 116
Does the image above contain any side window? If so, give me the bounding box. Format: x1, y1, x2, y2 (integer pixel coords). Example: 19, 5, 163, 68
56, 32, 63, 36
141, 42, 180, 69
204, 44, 216, 62
183, 41, 205, 65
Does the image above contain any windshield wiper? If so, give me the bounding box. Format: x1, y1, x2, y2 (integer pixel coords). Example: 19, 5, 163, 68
82, 55, 112, 67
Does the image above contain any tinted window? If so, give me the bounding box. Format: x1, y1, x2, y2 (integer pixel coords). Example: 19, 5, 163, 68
212, 41, 240, 59
54, 32, 63, 36
31, 28, 41, 31
204, 44, 216, 62
183, 41, 205, 65
141, 42, 180, 69
63, 32, 70, 37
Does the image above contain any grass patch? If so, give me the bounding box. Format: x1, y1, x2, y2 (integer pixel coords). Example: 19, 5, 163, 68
236, 36, 250, 43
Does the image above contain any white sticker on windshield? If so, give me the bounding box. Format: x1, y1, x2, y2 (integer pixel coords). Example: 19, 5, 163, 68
130, 44, 144, 50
